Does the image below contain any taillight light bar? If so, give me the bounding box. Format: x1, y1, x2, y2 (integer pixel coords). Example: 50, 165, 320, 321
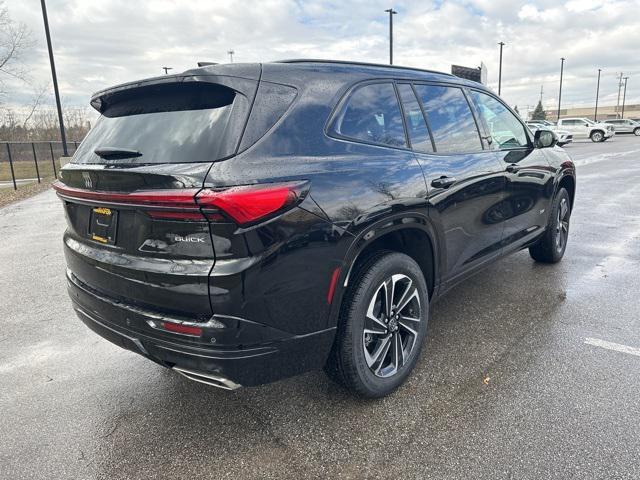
196, 181, 308, 225
52, 180, 309, 225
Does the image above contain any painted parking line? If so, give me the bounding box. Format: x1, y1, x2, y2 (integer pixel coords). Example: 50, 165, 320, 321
584, 337, 640, 358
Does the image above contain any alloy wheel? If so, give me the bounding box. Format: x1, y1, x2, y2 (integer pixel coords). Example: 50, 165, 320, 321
362, 274, 421, 378
555, 197, 570, 252
592, 132, 603, 142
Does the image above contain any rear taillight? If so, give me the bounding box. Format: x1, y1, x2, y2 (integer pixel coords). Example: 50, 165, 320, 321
52, 180, 308, 225
196, 181, 308, 225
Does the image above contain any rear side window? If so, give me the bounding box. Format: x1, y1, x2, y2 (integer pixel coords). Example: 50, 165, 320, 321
413, 85, 482, 154
333, 83, 407, 148
397, 84, 433, 153
73, 82, 250, 164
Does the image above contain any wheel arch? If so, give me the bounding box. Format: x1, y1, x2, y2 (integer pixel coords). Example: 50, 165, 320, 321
558, 174, 576, 208
328, 213, 440, 328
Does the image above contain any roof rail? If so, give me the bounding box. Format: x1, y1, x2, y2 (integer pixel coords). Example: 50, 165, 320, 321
276, 59, 454, 77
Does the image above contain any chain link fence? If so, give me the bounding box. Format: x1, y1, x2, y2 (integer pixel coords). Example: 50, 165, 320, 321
0, 141, 80, 190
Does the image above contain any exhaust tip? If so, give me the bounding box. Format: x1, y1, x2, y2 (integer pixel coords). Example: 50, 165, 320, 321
173, 367, 241, 390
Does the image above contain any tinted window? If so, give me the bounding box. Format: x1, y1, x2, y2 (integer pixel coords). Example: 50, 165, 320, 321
335, 83, 406, 148
470, 91, 529, 149
74, 82, 250, 164
397, 84, 433, 152
413, 85, 482, 153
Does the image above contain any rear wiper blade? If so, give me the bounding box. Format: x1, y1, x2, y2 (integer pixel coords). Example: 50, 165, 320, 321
94, 147, 142, 159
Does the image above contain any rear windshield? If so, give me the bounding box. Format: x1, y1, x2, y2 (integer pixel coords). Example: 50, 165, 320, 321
73, 82, 250, 164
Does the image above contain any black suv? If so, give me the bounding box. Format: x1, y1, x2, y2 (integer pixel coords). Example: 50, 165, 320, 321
55, 60, 575, 398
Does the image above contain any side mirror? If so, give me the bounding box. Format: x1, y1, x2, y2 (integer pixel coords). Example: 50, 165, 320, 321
534, 129, 557, 149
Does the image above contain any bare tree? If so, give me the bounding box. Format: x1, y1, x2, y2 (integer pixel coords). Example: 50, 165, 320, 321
0, 1, 33, 95
21, 84, 48, 129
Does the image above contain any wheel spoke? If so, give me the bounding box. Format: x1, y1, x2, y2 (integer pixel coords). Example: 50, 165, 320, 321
382, 278, 394, 317
394, 277, 413, 309
365, 334, 391, 368
560, 199, 568, 220
396, 286, 419, 314
373, 337, 393, 374
386, 333, 399, 376
363, 327, 387, 336
399, 315, 420, 324
399, 321, 418, 337
395, 332, 405, 368
561, 220, 569, 233
366, 285, 388, 330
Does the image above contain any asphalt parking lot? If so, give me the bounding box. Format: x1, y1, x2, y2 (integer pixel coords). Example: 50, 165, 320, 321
1, 136, 640, 480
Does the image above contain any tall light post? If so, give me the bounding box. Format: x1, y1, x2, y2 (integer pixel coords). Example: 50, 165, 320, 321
498, 42, 505, 96
557, 58, 565, 122
621, 76, 629, 119
228, 50, 234, 63
162, 66, 173, 74
594, 68, 601, 121
616, 72, 623, 118
384, 8, 397, 65
40, 0, 67, 156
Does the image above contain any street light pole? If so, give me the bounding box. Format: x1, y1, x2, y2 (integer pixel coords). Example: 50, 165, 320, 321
621, 76, 629, 119
616, 72, 623, 118
162, 67, 173, 74
557, 57, 565, 122
498, 42, 505, 96
228, 50, 234, 63
594, 69, 601, 121
384, 8, 397, 65
40, 0, 68, 156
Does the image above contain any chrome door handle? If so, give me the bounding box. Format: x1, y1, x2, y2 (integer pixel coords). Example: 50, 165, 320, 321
506, 164, 521, 173
431, 176, 457, 189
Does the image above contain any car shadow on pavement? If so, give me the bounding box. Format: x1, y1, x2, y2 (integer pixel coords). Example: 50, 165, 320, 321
89, 250, 570, 479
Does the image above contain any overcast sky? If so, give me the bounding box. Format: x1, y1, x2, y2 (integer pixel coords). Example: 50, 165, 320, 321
5, 0, 640, 117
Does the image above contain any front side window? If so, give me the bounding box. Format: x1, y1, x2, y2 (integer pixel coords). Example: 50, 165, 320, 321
470, 91, 529, 149
334, 83, 407, 148
413, 84, 482, 154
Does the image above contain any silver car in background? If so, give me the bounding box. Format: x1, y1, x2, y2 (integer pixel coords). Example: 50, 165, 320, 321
602, 119, 640, 136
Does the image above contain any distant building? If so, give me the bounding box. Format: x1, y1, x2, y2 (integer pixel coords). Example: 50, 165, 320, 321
451, 63, 487, 85
544, 104, 640, 121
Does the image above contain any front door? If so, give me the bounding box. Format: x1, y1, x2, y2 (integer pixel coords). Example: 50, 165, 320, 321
468, 89, 555, 253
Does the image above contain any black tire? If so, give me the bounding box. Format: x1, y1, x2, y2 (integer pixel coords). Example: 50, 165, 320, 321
590, 130, 604, 142
529, 188, 571, 263
324, 251, 429, 398
634, 128, 640, 136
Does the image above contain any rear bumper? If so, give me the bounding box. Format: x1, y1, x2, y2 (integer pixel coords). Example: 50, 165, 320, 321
67, 270, 335, 387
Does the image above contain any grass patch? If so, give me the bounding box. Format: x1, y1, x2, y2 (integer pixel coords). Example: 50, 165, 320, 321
0, 160, 58, 182
0, 179, 54, 208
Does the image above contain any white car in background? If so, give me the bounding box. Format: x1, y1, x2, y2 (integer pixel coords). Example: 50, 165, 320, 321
602, 119, 640, 136
557, 117, 615, 142
526, 121, 573, 147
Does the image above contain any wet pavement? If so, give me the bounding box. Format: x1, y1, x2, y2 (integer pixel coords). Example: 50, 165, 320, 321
1, 136, 639, 479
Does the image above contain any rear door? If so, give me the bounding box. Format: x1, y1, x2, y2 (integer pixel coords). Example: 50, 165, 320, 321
57, 76, 257, 320
560, 120, 585, 137
468, 89, 554, 253
401, 83, 507, 284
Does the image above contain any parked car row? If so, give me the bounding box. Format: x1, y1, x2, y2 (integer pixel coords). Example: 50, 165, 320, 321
527, 117, 640, 144
526, 121, 573, 146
